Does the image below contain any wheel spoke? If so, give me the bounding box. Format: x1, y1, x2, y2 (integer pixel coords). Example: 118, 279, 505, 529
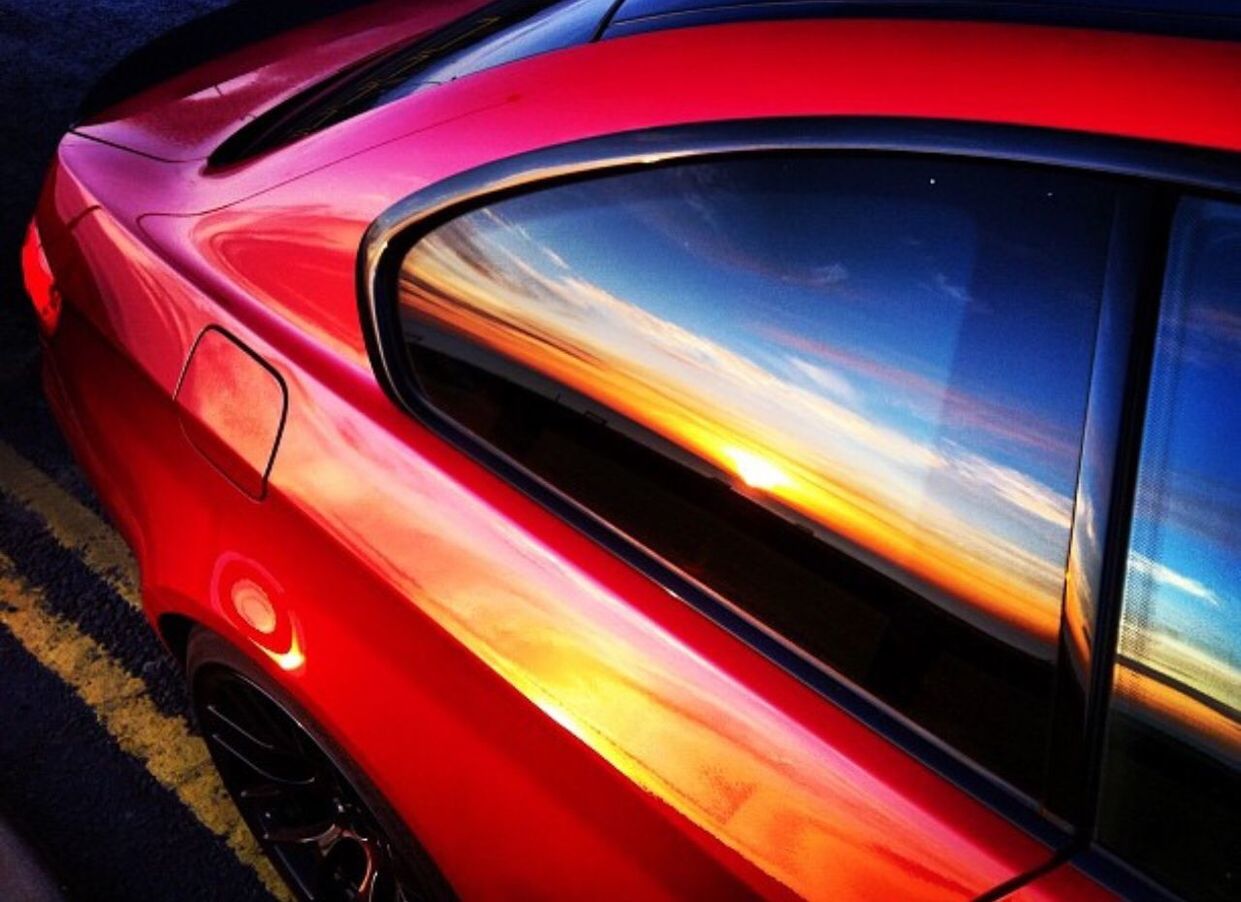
208, 729, 316, 786
203, 698, 320, 787
204, 702, 280, 753
194, 668, 436, 901
235, 687, 309, 758
262, 819, 343, 850
355, 849, 379, 902
238, 781, 284, 800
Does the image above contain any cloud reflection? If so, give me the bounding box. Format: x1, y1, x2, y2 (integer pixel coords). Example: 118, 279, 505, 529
1111, 200, 1241, 763
400, 203, 1085, 652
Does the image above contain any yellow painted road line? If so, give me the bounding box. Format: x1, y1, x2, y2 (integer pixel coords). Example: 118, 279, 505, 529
0, 439, 140, 610
0, 551, 290, 901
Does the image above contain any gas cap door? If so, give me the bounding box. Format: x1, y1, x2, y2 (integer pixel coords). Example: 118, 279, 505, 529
175, 326, 286, 500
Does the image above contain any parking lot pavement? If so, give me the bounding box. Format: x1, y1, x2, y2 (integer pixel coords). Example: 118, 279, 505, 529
0, 454, 288, 899
0, 1, 285, 898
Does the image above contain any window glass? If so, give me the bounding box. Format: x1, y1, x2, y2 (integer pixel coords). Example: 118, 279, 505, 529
397, 155, 1119, 794
1098, 198, 1241, 900
373, 0, 608, 105
212, 0, 602, 166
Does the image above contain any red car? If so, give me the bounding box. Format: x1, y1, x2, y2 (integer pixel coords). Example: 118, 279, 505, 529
20, 1, 1241, 898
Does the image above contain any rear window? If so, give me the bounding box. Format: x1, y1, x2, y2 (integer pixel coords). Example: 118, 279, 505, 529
393, 153, 1123, 796
210, 0, 604, 166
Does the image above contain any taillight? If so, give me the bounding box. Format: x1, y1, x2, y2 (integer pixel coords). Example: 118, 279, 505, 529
21, 219, 61, 336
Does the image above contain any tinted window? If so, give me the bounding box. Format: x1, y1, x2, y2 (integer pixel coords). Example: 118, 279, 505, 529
373, 0, 609, 106
212, 0, 606, 166
1098, 198, 1241, 900
396, 155, 1120, 794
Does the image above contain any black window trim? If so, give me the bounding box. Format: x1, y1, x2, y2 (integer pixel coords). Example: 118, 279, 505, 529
357, 117, 1241, 884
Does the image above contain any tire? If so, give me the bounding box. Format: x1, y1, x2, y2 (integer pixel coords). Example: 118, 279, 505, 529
186, 628, 453, 902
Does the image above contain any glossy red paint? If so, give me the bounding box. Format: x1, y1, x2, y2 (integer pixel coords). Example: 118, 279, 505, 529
20, 221, 59, 336
75, 0, 493, 162
32, 8, 1237, 899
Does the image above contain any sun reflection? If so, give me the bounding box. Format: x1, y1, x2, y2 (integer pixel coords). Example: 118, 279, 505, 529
723, 445, 792, 491
231, 578, 277, 635
272, 304, 1057, 899
261, 615, 306, 673
399, 227, 1074, 648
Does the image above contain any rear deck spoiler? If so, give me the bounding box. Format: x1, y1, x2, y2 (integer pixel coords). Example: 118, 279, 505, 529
75, 0, 368, 124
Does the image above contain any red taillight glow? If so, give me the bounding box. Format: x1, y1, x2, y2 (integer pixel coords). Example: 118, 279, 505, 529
21, 220, 61, 335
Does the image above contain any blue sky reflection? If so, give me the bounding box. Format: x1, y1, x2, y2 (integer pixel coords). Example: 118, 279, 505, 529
400, 156, 1115, 657
1116, 199, 1241, 762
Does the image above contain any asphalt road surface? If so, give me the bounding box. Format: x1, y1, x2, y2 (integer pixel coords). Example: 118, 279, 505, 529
0, 2, 298, 898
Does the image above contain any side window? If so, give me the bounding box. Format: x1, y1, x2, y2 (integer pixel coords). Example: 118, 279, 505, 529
395, 154, 1121, 795
1098, 198, 1240, 900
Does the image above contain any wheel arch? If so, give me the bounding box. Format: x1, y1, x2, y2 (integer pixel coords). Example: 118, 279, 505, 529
156, 611, 199, 670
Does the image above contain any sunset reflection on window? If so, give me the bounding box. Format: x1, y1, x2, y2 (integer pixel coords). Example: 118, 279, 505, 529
397, 155, 1119, 793
1099, 198, 1240, 900
722, 446, 792, 491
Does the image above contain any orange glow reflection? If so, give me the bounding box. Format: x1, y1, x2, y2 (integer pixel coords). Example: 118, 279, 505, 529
722, 445, 791, 491
399, 223, 1075, 651
274, 372, 1040, 900
1114, 658, 1241, 764
261, 618, 306, 673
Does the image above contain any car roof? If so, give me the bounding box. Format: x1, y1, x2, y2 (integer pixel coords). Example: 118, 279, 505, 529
604, 0, 1241, 40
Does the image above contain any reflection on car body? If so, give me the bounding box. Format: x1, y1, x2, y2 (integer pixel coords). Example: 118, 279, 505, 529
22, 0, 1241, 899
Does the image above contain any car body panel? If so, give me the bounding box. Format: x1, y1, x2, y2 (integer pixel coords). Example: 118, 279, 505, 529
174, 327, 287, 500
34, 12, 1241, 900
42, 304, 790, 900
41, 281, 1058, 900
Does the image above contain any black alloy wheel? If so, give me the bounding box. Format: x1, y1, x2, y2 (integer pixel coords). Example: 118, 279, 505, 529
187, 630, 451, 902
